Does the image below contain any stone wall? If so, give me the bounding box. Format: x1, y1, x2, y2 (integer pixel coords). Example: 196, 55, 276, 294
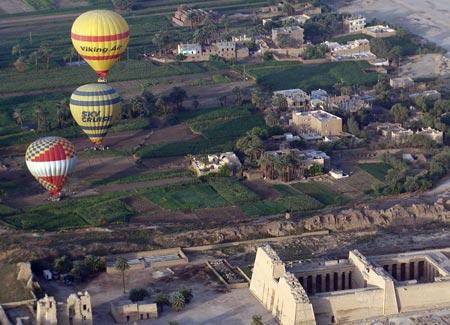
396, 280, 450, 313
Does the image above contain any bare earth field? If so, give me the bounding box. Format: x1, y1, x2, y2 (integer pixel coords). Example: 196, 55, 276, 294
0, 0, 34, 14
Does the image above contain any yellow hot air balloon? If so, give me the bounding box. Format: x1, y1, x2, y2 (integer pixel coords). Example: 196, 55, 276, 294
71, 10, 129, 81
70, 83, 121, 145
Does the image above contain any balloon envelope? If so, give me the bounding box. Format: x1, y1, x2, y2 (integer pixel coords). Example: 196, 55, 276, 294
71, 10, 129, 79
69, 83, 121, 145
25, 137, 77, 197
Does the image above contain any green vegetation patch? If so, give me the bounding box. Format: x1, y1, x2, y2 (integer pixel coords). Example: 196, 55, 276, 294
246, 61, 378, 92
238, 195, 322, 217
272, 184, 300, 196
358, 163, 391, 182
141, 182, 228, 210
1, 192, 136, 231
92, 169, 193, 186
0, 264, 34, 303
208, 178, 259, 204
292, 182, 348, 206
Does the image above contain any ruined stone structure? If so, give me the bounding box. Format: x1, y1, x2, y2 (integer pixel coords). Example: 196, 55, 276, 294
36, 292, 92, 325
110, 300, 158, 323
250, 245, 450, 324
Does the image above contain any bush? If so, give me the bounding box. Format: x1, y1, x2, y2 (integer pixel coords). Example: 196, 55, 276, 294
129, 288, 149, 302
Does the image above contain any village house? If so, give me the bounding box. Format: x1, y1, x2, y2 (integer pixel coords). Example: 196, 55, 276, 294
377, 123, 414, 143
416, 127, 444, 144
390, 77, 414, 89
330, 95, 372, 113
281, 14, 310, 26
409, 90, 442, 101
176, 41, 249, 61
273, 88, 310, 109
343, 15, 366, 33
177, 43, 202, 56
250, 245, 450, 325
310, 89, 329, 108
363, 25, 397, 38
291, 110, 342, 138
110, 300, 158, 323
191, 152, 242, 176
272, 26, 304, 47
325, 39, 374, 61
172, 6, 209, 27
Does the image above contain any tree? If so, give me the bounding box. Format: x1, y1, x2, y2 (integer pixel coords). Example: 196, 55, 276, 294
56, 100, 70, 129
251, 314, 264, 325
156, 95, 172, 115
152, 31, 171, 55
265, 111, 279, 128
236, 133, 264, 163
217, 164, 231, 177
155, 293, 170, 312
129, 96, 147, 118
53, 255, 72, 274
84, 255, 105, 274
129, 288, 149, 302
64, 47, 77, 64
28, 51, 39, 70
39, 43, 51, 69
169, 87, 188, 111
171, 292, 186, 311
179, 287, 193, 303
346, 116, 360, 136
35, 105, 50, 132
115, 257, 130, 294
251, 90, 264, 110
12, 108, 24, 128
232, 86, 243, 106
11, 44, 22, 57
70, 260, 89, 282
191, 95, 200, 110
301, 44, 326, 60
218, 95, 227, 107
272, 94, 288, 112
13, 56, 27, 72
391, 103, 409, 123
305, 163, 323, 177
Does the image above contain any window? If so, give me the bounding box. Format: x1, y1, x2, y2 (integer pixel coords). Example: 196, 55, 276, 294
83, 304, 87, 311
126, 315, 130, 322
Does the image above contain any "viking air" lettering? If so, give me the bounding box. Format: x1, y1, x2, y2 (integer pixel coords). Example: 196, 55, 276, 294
80, 45, 123, 53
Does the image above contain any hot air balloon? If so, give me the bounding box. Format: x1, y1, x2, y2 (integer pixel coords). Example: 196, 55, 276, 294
25, 137, 77, 198
71, 10, 130, 81
69, 83, 121, 146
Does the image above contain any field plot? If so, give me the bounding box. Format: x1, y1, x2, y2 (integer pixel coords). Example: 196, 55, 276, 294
245, 61, 378, 91
292, 182, 349, 206
0, 264, 34, 303
1, 192, 136, 231
137, 106, 265, 158
141, 182, 228, 210
208, 178, 259, 204
358, 163, 391, 182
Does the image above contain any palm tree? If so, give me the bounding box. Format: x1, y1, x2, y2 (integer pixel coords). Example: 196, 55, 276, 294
115, 257, 130, 294
251, 90, 264, 110
251, 314, 264, 325
11, 44, 22, 57
28, 51, 39, 70
35, 105, 49, 132
191, 95, 200, 109
169, 86, 188, 111
12, 109, 24, 128
171, 292, 186, 312
260, 153, 276, 179
218, 95, 227, 107
155, 293, 170, 312
39, 44, 51, 69
232, 86, 243, 106
56, 101, 69, 129
155, 95, 171, 115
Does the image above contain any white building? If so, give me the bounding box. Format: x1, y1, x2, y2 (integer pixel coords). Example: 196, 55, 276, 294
409, 90, 441, 101
281, 14, 310, 26
416, 127, 444, 144
191, 152, 242, 176
389, 77, 414, 89
273, 88, 310, 108
177, 43, 202, 55
344, 16, 366, 33
329, 169, 349, 179
310, 89, 329, 108
364, 25, 396, 38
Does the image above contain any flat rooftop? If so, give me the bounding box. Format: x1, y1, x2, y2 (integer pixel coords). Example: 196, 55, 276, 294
294, 110, 341, 122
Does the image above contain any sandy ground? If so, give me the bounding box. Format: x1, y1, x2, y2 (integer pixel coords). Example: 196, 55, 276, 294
334, 0, 450, 52
40, 265, 276, 325
334, 0, 450, 78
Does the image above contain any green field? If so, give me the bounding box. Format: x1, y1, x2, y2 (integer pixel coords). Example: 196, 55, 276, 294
208, 178, 259, 204
140, 182, 228, 210
2, 192, 136, 231
91, 169, 194, 186
245, 61, 378, 92
137, 106, 266, 158
292, 182, 348, 206
358, 163, 391, 182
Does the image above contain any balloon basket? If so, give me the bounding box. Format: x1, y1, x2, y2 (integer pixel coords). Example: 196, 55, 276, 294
48, 193, 62, 201
97, 77, 107, 83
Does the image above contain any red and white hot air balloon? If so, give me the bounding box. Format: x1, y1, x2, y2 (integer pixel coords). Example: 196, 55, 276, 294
25, 137, 77, 198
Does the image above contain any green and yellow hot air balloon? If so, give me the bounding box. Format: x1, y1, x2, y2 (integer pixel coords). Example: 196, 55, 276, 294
70, 83, 121, 145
